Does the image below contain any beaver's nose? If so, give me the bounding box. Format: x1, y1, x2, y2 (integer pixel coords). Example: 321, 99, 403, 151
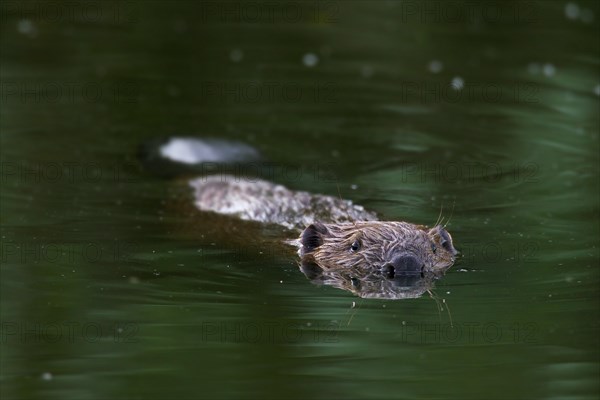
384, 255, 424, 279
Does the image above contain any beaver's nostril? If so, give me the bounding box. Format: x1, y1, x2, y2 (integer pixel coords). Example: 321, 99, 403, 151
385, 265, 395, 279
390, 255, 423, 275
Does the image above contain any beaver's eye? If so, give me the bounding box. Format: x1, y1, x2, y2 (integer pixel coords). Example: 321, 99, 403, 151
350, 240, 361, 252
431, 243, 437, 254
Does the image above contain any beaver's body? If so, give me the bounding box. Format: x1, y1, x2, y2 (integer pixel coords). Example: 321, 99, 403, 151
189, 175, 377, 230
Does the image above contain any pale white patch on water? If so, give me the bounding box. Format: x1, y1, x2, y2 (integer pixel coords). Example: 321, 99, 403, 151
428, 60, 443, 74
565, 3, 593, 23
450, 76, 464, 90
302, 53, 319, 67
17, 19, 37, 37
565, 3, 580, 20
159, 137, 260, 165
160, 139, 204, 164
41, 372, 53, 381
543, 63, 556, 77
230, 48, 243, 62
593, 84, 600, 97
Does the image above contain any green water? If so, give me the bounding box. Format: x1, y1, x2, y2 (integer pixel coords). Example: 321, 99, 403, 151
1, 1, 599, 399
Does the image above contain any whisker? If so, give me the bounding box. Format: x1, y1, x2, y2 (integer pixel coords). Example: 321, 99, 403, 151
428, 289, 453, 328
346, 298, 362, 326
427, 289, 443, 322
433, 203, 444, 227
443, 297, 454, 329
443, 197, 456, 229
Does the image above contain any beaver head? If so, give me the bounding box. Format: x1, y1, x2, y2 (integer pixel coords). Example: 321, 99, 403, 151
298, 221, 457, 276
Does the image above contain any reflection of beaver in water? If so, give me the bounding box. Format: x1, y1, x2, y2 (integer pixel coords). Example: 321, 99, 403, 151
144, 137, 458, 298
300, 256, 447, 300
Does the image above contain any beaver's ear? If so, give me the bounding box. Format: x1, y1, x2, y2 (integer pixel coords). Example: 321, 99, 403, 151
428, 225, 458, 256
300, 222, 328, 255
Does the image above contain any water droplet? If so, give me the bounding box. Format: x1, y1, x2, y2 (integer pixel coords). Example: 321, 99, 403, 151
428, 60, 443, 74
565, 3, 580, 20
302, 53, 319, 67
17, 19, 37, 37
230, 48, 243, 63
450, 76, 464, 90
543, 63, 556, 77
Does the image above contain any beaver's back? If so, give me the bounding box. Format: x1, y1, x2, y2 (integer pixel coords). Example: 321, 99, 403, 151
189, 175, 378, 230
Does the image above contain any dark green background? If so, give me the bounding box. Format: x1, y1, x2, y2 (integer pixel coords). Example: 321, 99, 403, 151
1, 1, 599, 399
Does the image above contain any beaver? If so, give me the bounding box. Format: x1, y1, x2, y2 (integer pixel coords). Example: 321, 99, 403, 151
143, 137, 458, 298
188, 176, 457, 276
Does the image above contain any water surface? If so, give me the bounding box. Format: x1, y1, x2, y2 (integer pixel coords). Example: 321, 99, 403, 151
1, 1, 599, 399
